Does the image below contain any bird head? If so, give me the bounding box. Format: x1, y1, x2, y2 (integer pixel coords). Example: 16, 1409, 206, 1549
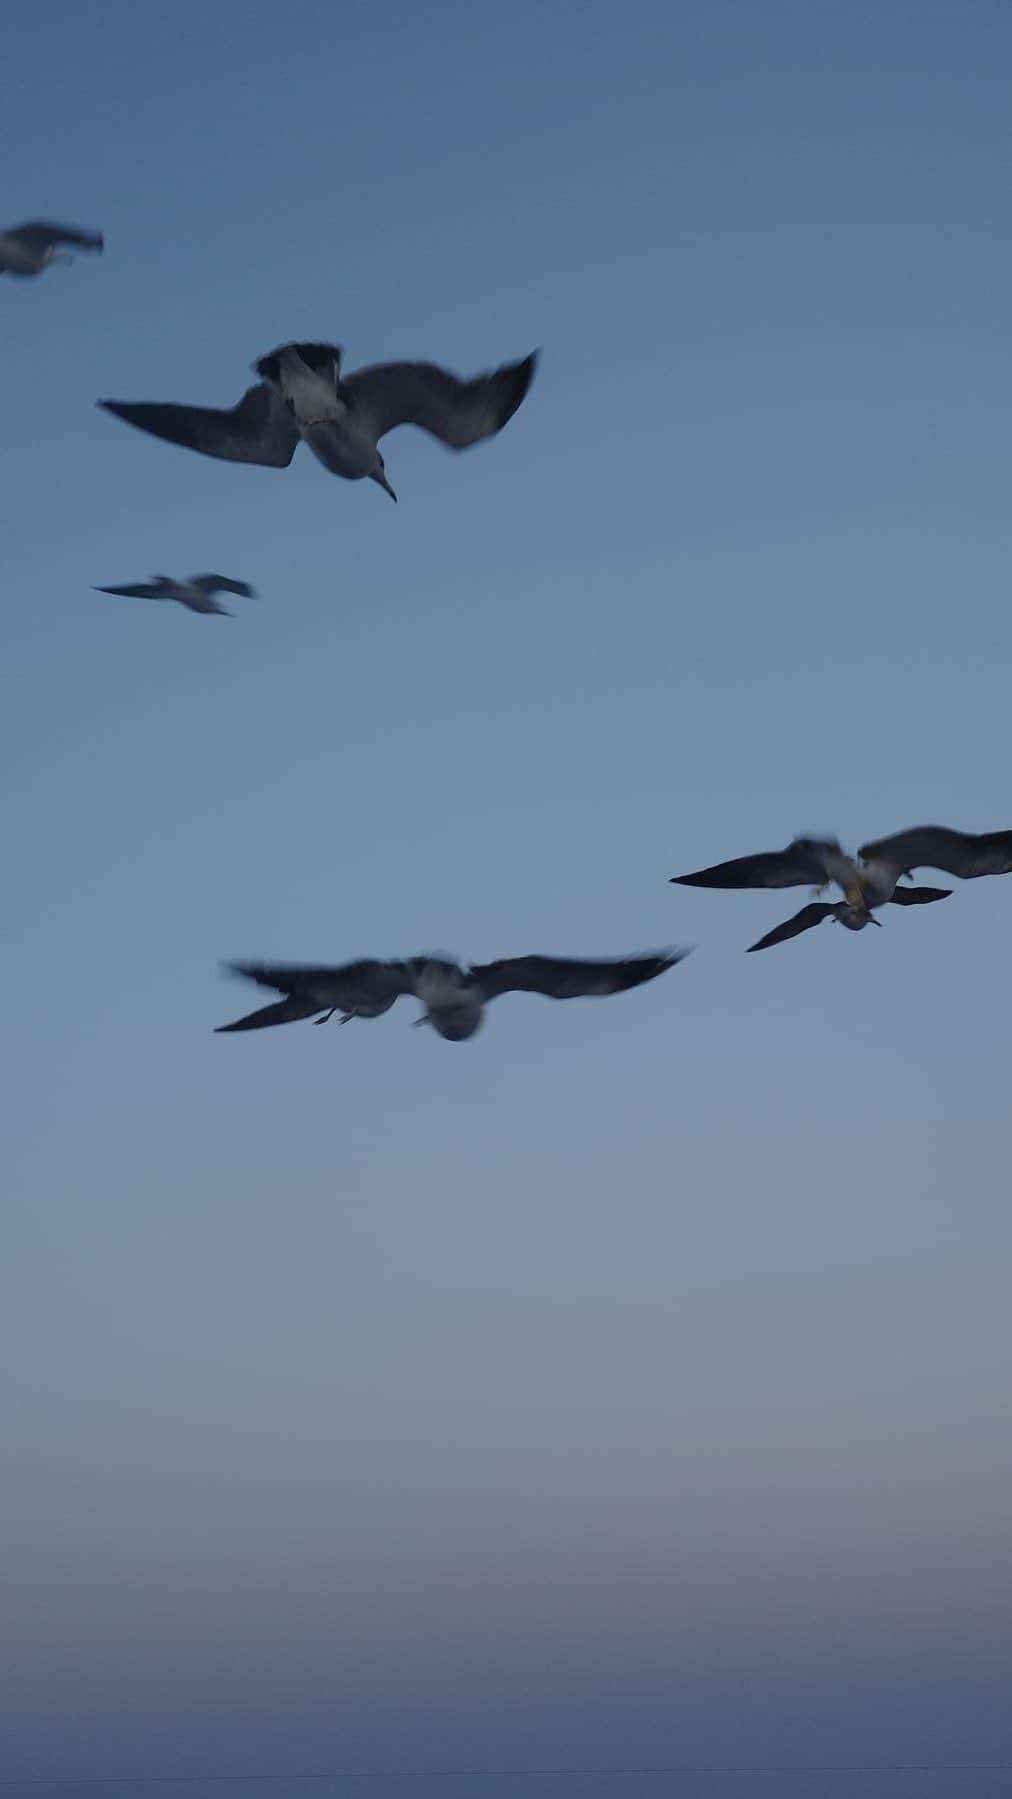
836, 904, 881, 932
369, 454, 397, 502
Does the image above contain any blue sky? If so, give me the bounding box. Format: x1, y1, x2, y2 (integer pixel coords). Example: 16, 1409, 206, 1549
3, 3, 1012, 1797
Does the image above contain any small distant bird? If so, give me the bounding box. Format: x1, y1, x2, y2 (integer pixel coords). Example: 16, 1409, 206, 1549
0, 221, 103, 277
99, 340, 538, 502
216, 948, 689, 1042
92, 573, 256, 617
671, 832, 952, 952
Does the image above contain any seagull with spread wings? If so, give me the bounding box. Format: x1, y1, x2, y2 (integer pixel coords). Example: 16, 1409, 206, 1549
216, 948, 690, 1042
671, 832, 953, 953
0, 220, 103, 276
99, 340, 538, 502
93, 573, 256, 617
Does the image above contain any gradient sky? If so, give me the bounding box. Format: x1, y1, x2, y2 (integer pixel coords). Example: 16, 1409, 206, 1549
3, 3, 1012, 1797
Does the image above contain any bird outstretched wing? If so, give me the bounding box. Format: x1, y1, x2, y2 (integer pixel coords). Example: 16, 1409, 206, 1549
470, 949, 688, 1003
99, 383, 300, 467
191, 575, 257, 597
93, 582, 166, 600
672, 839, 835, 890
746, 903, 837, 952
224, 959, 393, 994
215, 996, 329, 1032
343, 352, 538, 448
858, 825, 1012, 880
217, 959, 416, 1030
887, 884, 951, 907
8, 221, 103, 251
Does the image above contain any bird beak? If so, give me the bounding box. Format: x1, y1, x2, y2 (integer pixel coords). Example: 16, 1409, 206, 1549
371, 470, 398, 502
870, 915, 882, 926
412, 1014, 430, 1028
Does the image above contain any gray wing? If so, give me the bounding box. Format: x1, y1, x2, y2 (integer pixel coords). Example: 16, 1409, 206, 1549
887, 884, 951, 906
8, 221, 103, 251
471, 949, 689, 1003
93, 582, 165, 599
224, 958, 415, 1003
190, 575, 257, 597
224, 960, 310, 995
671, 840, 832, 890
343, 351, 537, 448
859, 825, 1012, 879
98, 382, 300, 468
216, 958, 414, 1033
216, 996, 329, 1032
746, 903, 837, 953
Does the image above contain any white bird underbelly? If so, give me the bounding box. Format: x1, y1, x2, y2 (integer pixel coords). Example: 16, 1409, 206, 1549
856, 860, 899, 906
301, 421, 377, 480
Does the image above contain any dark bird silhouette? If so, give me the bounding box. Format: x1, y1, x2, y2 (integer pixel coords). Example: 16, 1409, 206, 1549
0, 220, 103, 276
92, 573, 256, 617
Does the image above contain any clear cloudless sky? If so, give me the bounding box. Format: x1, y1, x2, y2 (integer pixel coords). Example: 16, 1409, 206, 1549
2, 3, 1011, 1798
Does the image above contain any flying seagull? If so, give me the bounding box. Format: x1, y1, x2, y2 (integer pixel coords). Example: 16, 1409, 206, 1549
0, 221, 103, 277
92, 573, 257, 617
671, 833, 951, 952
216, 948, 690, 1042
99, 340, 538, 501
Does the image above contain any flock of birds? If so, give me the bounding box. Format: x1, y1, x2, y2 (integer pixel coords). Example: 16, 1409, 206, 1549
10, 217, 1012, 1041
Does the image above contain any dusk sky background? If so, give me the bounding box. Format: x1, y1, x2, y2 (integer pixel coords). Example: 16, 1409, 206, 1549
3, 3, 1011, 1797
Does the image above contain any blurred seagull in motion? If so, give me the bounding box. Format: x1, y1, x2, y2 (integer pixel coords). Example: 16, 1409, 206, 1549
99, 340, 539, 502
0, 220, 103, 276
216, 948, 690, 1042
671, 832, 952, 952
93, 573, 257, 617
